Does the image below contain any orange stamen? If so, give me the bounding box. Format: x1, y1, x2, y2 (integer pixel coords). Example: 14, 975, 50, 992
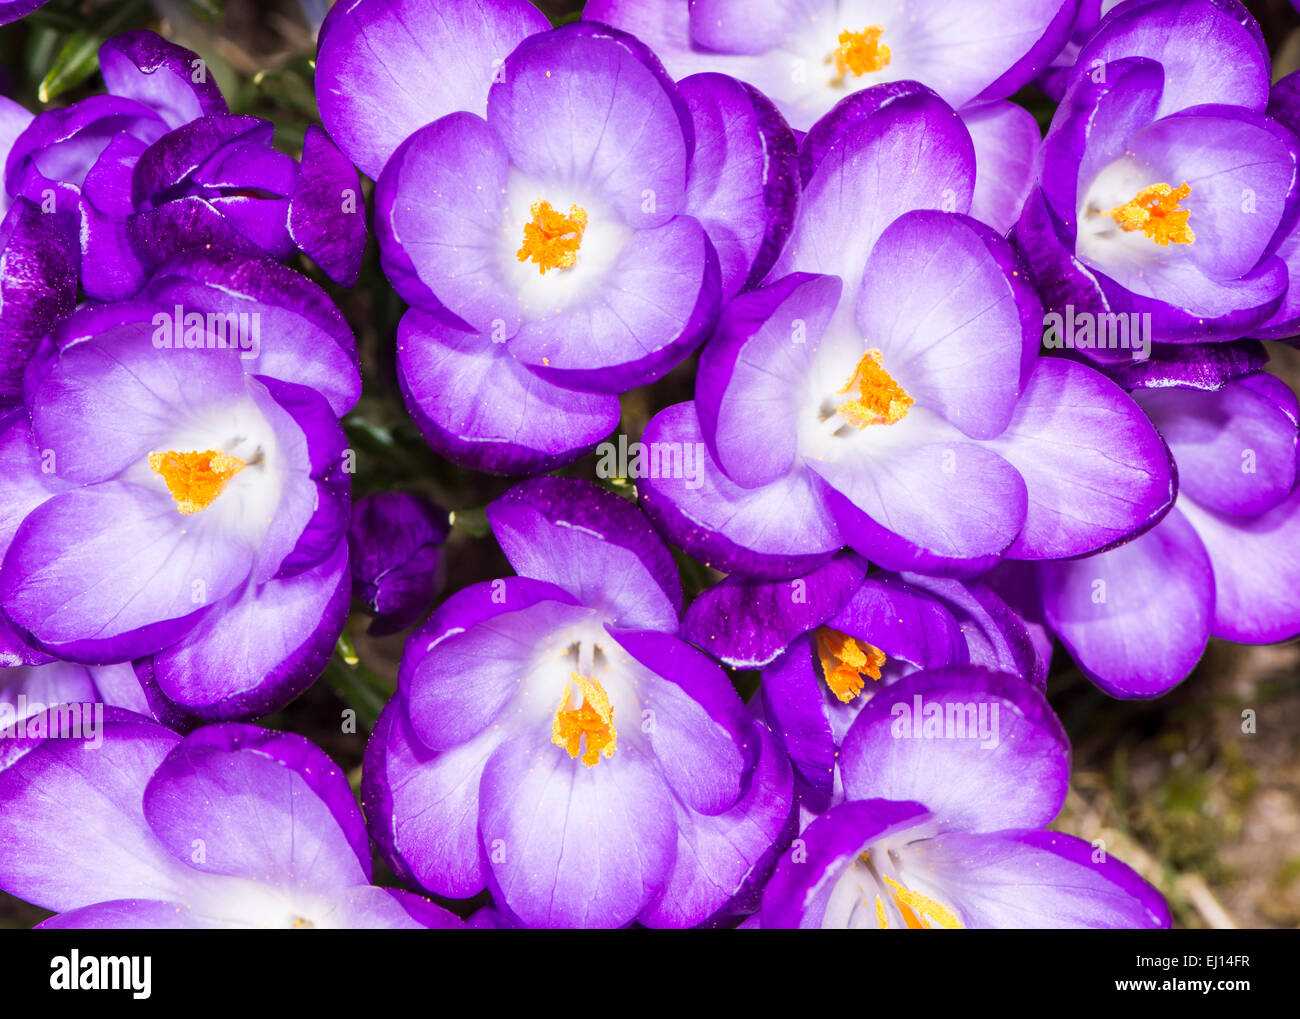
1109, 182, 1195, 246
883, 875, 964, 929
814, 627, 886, 703
829, 26, 891, 82
517, 199, 588, 274
148, 449, 245, 515
836, 349, 913, 429
552, 672, 617, 766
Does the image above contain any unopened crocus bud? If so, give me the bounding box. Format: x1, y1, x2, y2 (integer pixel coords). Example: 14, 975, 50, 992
348, 491, 450, 635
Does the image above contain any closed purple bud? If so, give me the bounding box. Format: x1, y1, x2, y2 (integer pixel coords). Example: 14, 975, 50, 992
348, 492, 450, 635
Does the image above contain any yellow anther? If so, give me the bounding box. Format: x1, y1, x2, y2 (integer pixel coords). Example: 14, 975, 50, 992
829, 26, 891, 83
836, 349, 913, 428
517, 199, 588, 273
148, 449, 245, 515
883, 875, 964, 929
814, 627, 886, 703
552, 672, 617, 766
1109, 182, 1195, 246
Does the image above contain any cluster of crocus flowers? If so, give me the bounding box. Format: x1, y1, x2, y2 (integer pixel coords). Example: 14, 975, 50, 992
1, 0, 1299, 931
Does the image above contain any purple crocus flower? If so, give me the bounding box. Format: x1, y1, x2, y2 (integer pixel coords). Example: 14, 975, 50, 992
364, 477, 794, 928
583, 0, 1059, 230
0, 711, 461, 928
682, 551, 1047, 806
0, 248, 360, 721
1035, 370, 1300, 697
638, 85, 1173, 580
760, 666, 1170, 928
317, 3, 798, 473
348, 491, 450, 635
1016, 0, 1300, 348
4, 31, 365, 299
582, 0, 1075, 132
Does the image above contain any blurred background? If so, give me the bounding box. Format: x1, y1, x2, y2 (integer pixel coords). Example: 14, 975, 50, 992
1, 0, 1298, 929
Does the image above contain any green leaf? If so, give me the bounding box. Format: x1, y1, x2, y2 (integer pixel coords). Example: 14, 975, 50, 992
37, 31, 101, 103
322, 634, 396, 731
449, 505, 491, 538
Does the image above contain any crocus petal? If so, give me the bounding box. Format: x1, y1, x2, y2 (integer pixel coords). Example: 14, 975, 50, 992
145, 247, 362, 417
760, 635, 837, 795
1038, 508, 1213, 697
315, 0, 549, 180
486, 476, 682, 631
609, 628, 758, 815
402, 576, 585, 751
909, 829, 1170, 928
678, 72, 800, 299
987, 357, 1175, 559
840, 666, 1071, 834
80, 134, 153, 302
696, 272, 841, 489
0, 483, 249, 661
639, 403, 843, 579
0, 199, 78, 406
639, 724, 795, 929
487, 22, 690, 229
760, 798, 930, 929
1014, 187, 1114, 328
1134, 375, 1298, 518
363, 694, 503, 901
1180, 488, 1300, 645
0, 712, 185, 912
814, 423, 1029, 575
289, 125, 367, 287
591, 0, 1074, 131
962, 100, 1042, 235
826, 575, 969, 672
509, 215, 721, 394
98, 30, 228, 130
348, 491, 449, 635
255, 376, 351, 581
38, 899, 220, 929
324, 885, 463, 930
681, 552, 866, 669
1072, 0, 1269, 118
1107, 338, 1268, 391
28, 309, 247, 484
479, 727, 677, 928
374, 112, 516, 326
142, 723, 370, 890
130, 114, 272, 206
900, 574, 1046, 688
854, 210, 1031, 440
396, 306, 619, 476
146, 542, 349, 721
773, 85, 975, 299
0, 96, 33, 216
